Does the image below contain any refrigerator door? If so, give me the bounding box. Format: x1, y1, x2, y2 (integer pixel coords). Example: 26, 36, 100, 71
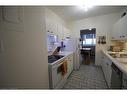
74, 38, 80, 70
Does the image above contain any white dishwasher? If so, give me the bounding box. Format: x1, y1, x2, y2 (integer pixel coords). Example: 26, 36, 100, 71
111, 62, 122, 89
122, 73, 127, 89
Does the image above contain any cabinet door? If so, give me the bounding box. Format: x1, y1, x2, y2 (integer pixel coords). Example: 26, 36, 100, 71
112, 15, 127, 40
106, 57, 112, 88
112, 22, 121, 40
67, 54, 73, 76
57, 24, 64, 42
63, 27, 67, 40
0, 6, 24, 32
121, 15, 127, 40
67, 56, 71, 76
101, 54, 105, 73
53, 23, 58, 35
123, 73, 127, 88
103, 59, 107, 80
63, 28, 71, 39
67, 29, 71, 38
46, 20, 58, 35
66, 28, 71, 38
69, 54, 73, 71
101, 54, 107, 79
51, 22, 58, 35
46, 20, 53, 34
101, 53, 112, 88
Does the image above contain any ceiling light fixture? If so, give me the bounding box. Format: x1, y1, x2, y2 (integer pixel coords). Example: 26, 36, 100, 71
78, 5, 94, 12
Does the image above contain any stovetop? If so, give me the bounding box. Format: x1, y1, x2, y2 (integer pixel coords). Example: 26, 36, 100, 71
48, 55, 64, 63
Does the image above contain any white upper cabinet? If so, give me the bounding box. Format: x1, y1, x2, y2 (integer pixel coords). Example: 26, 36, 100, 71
46, 20, 56, 35
46, 18, 71, 42
112, 15, 127, 40
45, 8, 72, 42
112, 21, 121, 40
0, 6, 24, 32
57, 24, 64, 41
53, 23, 58, 35
63, 27, 71, 40
121, 15, 127, 40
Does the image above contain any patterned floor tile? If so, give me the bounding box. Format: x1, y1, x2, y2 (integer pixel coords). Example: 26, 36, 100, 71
62, 64, 108, 89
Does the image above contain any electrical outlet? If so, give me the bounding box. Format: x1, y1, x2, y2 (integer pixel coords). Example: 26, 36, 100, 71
0, 40, 4, 53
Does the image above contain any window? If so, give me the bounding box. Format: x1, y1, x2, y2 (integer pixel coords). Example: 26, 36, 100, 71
82, 34, 96, 46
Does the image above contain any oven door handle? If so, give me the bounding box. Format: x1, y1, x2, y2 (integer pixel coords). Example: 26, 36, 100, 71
52, 61, 65, 69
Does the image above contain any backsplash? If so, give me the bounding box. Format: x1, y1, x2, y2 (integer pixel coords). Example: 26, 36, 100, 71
111, 40, 127, 51
123, 42, 127, 50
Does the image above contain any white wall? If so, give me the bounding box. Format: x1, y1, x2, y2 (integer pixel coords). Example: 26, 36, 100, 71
45, 8, 67, 28
0, 7, 49, 88
68, 12, 121, 65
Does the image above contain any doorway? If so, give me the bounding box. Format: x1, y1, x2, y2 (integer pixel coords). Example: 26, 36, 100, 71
80, 28, 96, 65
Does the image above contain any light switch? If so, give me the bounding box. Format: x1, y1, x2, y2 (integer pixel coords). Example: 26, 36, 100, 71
0, 40, 4, 53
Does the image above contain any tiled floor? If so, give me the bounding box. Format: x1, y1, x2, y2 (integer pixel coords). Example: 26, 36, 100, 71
63, 65, 108, 89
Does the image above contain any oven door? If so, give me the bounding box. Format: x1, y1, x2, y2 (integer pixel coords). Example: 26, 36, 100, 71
50, 59, 67, 89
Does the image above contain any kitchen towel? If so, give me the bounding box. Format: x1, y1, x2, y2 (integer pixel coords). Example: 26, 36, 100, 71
61, 60, 68, 76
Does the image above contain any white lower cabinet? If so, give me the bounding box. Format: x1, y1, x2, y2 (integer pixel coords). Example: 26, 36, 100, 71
105, 58, 112, 88
101, 52, 112, 88
122, 73, 127, 88
67, 53, 73, 77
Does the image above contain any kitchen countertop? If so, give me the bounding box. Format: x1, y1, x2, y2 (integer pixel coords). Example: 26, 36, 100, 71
106, 51, 127, 54
48, 51, 73, 66
58, 51, 73, 57
102, 50, 127, 75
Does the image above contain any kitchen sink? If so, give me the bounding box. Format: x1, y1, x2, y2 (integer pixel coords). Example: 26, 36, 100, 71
48, 55, 64, 63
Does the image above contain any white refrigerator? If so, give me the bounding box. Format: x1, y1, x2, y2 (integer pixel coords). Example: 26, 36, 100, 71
63, 38, 80, 70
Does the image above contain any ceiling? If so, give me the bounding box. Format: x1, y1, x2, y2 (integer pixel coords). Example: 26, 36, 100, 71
48, 6, 126, 22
